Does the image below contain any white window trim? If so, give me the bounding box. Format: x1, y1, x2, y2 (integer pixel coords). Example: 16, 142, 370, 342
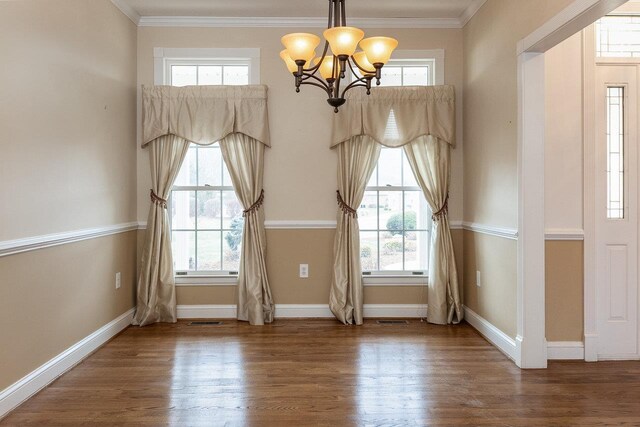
388, 49, 445, 85
357, 50, 443, 281
153, 47, 260, 85
156, 48, 260, 282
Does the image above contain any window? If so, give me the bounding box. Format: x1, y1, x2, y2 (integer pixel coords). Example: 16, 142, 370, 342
155, 49, 260, 277
596, 15, 640, 58
606, 86, 625, 219
377, 59, 435, 87
359, 149, 431, 274
358, 52, 440, 278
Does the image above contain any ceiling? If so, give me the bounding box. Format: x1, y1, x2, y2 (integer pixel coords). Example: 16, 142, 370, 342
113, 0, 486, 26
120, 0, 478, 19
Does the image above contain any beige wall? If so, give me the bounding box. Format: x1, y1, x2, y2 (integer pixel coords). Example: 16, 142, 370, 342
544, 32, 586, 342
546, 241, 584, 342
545, 32, 584, 231
0, 0, 137, 390
463, 230, 517, 338
0, 231, 138, 391
0, 0, 138, 241
174, 228, 463, 307
136, 26, 465, 306
462, 0, 577, 339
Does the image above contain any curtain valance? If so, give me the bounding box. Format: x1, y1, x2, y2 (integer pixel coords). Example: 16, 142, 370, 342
142, 85, 270, 147
330, 85, 455, 148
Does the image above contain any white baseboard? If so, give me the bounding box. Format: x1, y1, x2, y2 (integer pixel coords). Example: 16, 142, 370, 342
463, 305, 517, 361
547, 341, 585, 360
0, 308, 135, 420
177, 304, 428, 319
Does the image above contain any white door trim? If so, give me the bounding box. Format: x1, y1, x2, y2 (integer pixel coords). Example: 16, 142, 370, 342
517, 0, 626, 368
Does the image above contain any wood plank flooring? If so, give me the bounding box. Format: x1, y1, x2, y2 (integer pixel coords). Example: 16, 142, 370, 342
2, 319, 640, 426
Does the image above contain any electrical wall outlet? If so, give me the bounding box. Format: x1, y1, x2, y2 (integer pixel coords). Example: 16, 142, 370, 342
476, 270, 481, 287
299, 264, 309, 278
115, 272, 121, 289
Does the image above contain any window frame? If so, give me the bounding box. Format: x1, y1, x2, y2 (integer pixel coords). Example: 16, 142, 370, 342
154, 48, 260, 284
360, 50, 443, 285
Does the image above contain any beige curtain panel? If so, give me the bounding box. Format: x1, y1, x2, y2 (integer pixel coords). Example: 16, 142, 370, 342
329, 86, 461, 326
331, 85, 456, 148
329, 135, 381, 325
219, 133, 275, 325
136, 85, 273, 326
142, 85, 270, 148
404, 135, 462, 324
133, 134, 191, 326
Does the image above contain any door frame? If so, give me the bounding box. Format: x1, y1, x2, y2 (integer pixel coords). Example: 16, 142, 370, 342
516, 0, 627, 368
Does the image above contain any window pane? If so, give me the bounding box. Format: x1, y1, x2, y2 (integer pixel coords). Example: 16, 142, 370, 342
198, 146, 223, 186
404, 231, 429, 271
172, 65, 197, 86
171, 191, 195, 229
223, 66, 249, 85
197, 231, 222, 271
223, 230, 242, 272
597, 16, 640, 58
223, 191, 243, 229
607, 86, 625, 219
198, 66, 222, 85
379, 66, 402, 86
222, 161, 234, 186
174, 147, 197, 186
360, 231, 379, 272
404, 191, 422, 232
403, 67, 430, 86
380, 191, 403, 232
172, 231, 195, 271
380, 233, 403, 270
378, 149, 402, 186
358, 191, 378, 230
197, 191, 222, 229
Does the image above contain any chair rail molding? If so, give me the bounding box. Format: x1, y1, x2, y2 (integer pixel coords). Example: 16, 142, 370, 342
0, 222, 139, 258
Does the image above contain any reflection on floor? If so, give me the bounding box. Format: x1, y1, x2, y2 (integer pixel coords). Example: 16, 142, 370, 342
2, 319, 640, 426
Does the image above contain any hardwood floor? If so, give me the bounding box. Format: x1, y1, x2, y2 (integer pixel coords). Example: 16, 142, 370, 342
2, 319, 640, 426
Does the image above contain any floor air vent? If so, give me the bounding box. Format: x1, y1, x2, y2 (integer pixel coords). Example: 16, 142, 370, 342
376, 320, 409, 325
189, 321, 223, 326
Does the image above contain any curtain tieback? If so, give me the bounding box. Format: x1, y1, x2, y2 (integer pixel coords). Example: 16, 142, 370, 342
336, 190, 358, 218
150, 189, 167, 209
243, 189, 265, 217
432, 193, 449, 222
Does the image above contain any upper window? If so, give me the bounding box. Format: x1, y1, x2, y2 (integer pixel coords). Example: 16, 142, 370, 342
596, 16, 640, 58
155, 49, 260, 276
358, 53, 440, 277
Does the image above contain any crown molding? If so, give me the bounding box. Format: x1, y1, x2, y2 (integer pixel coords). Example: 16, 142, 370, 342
138, 16, 463, 28
459, 0, 487, 27
114, 0, 487, 29
110, 0, 141, 25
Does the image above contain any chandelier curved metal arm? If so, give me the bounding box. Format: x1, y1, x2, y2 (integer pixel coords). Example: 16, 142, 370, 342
280, 0, 398, 112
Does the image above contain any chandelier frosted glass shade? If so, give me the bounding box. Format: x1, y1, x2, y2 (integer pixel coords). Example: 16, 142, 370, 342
314, 56, 335, 80
352, 51, 375, 74
360, 37, 399, 66
279, 0, 398, 112
280, 33, 321, 63
323, 26, 365, 57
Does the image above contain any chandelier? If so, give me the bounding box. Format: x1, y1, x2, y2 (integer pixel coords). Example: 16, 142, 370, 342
279, 0, 398, 112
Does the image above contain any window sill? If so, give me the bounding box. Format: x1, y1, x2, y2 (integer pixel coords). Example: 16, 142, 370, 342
362, 275, 428, 286
175, 275, 238, 286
